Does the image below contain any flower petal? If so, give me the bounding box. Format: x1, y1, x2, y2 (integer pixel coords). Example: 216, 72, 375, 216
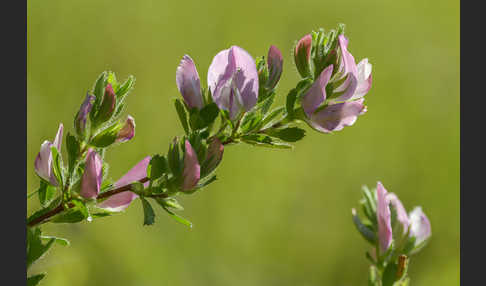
302, 65, 334, 117
387, 192, 410, 233
409, 207, 431, 244
208, 46, 258, 116
376, 181, 392, 253
308, 98, 366, 133
182, 140, 200, 191
266, 45, 283, 89
97, 156, 151, 212
351, 58, 373, 100
75, 94, 95, 136
34, 141, 54, 183
116, 115, 136, 143
113, 156, 152, 189
53, 123, 63, 152
80, 148, 103, 199
176, 55, 203, 109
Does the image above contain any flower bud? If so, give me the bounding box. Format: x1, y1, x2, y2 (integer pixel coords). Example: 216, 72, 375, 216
208, 46, 259, 120
98, 156, 151, 212
294, 34, 312, 78
201, 138, 224, 176
265, 45, 283, 89
90, 116, 135, 147
34, 123, 63, 186
176, 55, 204, 109
74, 93, 95, 138
95, 84, 116, 124
116, 115, 135, 143
181, 140, 200, 191
80, 148, 103, 199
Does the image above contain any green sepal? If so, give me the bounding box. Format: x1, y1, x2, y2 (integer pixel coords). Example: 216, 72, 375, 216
90, 121, 123, 147
66, 133, 80, 174
91, 71, 107, 121
50, 146, 64, 187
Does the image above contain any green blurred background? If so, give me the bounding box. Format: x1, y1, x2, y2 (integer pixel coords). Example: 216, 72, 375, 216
27, 0, 459, 285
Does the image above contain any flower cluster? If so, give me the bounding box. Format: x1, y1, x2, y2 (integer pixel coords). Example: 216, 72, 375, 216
28, 25, 398, 286
294, 26, 372, 133
352, 182, 431, 285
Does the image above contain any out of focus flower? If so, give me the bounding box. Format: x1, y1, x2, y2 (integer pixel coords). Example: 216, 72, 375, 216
376, 181, 392, 254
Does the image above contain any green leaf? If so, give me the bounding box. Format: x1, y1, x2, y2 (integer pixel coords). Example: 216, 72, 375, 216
241, 134, 293, 149
27, 227, 55, 269
50, 146, 64, 187
362, 185, 377, 224
382, 262, 399, 286
27, 273, 46, 286
41, 235, 70, 246
38, 181, 56, 207
351, 208, 376, 244
52, 200, 89, 224
141, 197, 155, 226
147, 155, 167, 181
239, 111, 263, 134
261, 92, 275, 114
286, 88, 298, 119
196, 174, 217, 189
200, 103, 220, 126
264, 127, 306, 142
66, 133, 80, 173
155, 197, 184, 210
260, 106, 285, 129
174, 99, 190, 134
156, 201, 192, 228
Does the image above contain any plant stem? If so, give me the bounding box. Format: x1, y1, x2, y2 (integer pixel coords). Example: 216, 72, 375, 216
28, 177, 150, 227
